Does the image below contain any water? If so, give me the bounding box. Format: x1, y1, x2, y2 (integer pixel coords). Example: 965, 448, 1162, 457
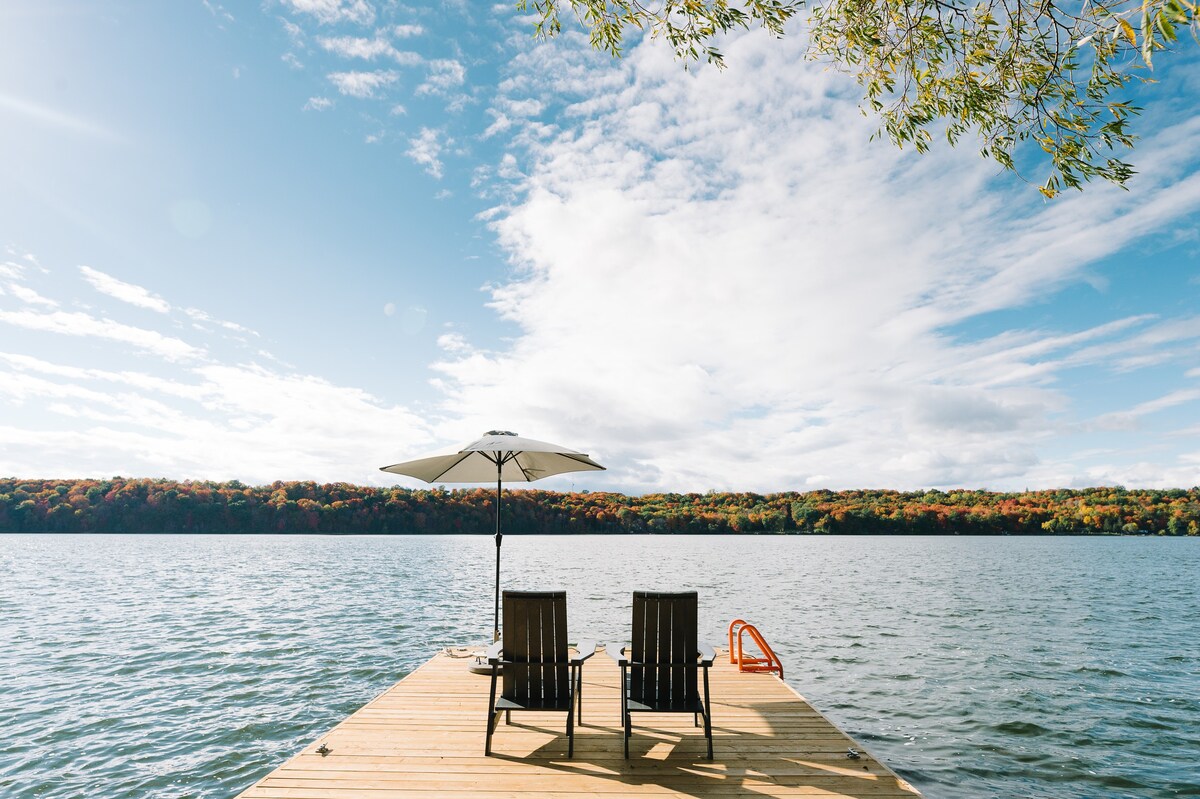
0, 535, 1197, 799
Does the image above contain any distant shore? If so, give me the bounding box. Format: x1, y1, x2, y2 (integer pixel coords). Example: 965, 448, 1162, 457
2, 477, 1197, 536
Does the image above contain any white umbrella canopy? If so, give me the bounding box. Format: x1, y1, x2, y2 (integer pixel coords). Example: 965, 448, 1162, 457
384, 431, 604, 483
380, 431, 604, 642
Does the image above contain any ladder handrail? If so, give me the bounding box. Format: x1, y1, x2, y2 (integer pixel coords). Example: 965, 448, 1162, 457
738, 624, 783, 680
728, 618, 748, 663
726, 618, 784, 680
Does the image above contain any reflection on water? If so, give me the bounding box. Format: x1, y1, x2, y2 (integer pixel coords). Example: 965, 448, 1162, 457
0, 534, 1196, 799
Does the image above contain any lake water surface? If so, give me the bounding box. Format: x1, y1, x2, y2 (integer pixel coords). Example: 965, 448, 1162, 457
1, 534, 1197, 798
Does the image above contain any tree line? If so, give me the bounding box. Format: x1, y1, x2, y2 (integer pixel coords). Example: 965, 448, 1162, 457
1, 478, 1198, 535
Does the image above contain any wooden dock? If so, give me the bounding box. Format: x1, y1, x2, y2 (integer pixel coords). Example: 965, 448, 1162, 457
237, 648, 923, 799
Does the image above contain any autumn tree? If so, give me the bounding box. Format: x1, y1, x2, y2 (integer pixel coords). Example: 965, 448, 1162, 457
521, 0, 1200, 197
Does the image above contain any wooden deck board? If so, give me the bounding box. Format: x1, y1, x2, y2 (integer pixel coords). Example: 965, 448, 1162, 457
236, 650, 922, 799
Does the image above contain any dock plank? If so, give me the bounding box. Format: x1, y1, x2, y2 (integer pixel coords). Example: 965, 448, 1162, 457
236, 650, 922, 799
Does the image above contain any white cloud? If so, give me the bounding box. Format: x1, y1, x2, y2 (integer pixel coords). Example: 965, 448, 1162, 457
484, 98, 545, 139
496, 151, 520, 177
1088, 389, 1200, 431
483, 111, 511, 138
505, 98, 544, 117
202, 1, 235, 23
79, 265, 171, 313
0, 357, 436, 484
304, 96, 334, 111
0, 251, 442, 484
0, 270, 435, 483
437, 332, 471, 353
328, 69, 398, 98
0, 353, 203, 398
1063, 317, 1200, 374
319, 34, 393, 59
281, 0, 375, 26
0, 309, 204, 362
431, 31, 1200, 492
392, 24, 424, 37
4, 282, 57, 307
318, 35, 422, 65
406, 127, 445, 179
184, 307, 259, 338
417, 59, 466, 95
280, 18, 304, 40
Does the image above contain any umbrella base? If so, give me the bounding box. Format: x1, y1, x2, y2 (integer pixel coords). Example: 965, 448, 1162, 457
467, 652, 498, 675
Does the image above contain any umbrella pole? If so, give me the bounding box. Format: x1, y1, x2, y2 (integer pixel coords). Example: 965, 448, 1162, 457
493, 458, 502, 643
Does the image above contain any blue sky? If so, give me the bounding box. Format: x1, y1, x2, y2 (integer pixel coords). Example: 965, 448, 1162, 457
1, 1, 1199, 494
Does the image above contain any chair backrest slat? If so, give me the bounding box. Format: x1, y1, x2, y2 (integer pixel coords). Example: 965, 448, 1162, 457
656, 596, 672, 704
630, 591, 698, 708
631, 590, 647, 701
502, 590, 568, 702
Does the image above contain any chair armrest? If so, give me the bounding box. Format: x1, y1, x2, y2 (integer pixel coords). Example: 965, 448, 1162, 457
607, 645, 629, 667
571, 640, 597, 663
698, 642, 716, 666
486, 640, 504, 665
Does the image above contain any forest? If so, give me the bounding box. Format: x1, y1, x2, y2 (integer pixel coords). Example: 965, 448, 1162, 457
1, 478, 1198, 535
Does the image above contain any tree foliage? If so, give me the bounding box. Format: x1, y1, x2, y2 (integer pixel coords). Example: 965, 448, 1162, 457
523, 0, 1200, 197
2, 477, 1197, 535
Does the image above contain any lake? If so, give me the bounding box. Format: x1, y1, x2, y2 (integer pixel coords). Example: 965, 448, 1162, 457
1, 534, 1196, 798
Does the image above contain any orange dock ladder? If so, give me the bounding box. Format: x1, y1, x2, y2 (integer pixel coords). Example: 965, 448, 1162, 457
728, 618, 784, 680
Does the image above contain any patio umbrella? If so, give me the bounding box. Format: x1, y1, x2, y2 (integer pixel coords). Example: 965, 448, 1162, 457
380, 431, 604, 642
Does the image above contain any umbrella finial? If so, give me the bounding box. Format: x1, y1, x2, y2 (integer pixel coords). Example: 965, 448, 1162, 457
486, 430, 517, 436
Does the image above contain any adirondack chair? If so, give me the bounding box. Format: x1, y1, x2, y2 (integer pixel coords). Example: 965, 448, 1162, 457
484, 590, 596, 757
609, 590, 715, 759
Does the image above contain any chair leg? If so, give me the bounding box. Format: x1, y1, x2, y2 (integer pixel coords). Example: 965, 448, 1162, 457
621, 665, 630, 759
624, 708, 631, 759
702, 665, 713, 760
576, 664, 584, 725
505, 710, 511, 725
485, 665, 499, 756
567, 686, 575, 758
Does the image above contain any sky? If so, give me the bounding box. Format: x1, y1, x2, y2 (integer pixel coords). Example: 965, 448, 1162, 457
1, 1, 1199, 495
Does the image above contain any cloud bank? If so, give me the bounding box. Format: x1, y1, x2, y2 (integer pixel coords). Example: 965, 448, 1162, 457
0, 256, 435, 483
430, 32, 1200, 492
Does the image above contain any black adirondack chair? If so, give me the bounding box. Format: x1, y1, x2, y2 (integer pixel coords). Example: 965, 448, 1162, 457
609, 590, 715, 759
485, 590, 595, 757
